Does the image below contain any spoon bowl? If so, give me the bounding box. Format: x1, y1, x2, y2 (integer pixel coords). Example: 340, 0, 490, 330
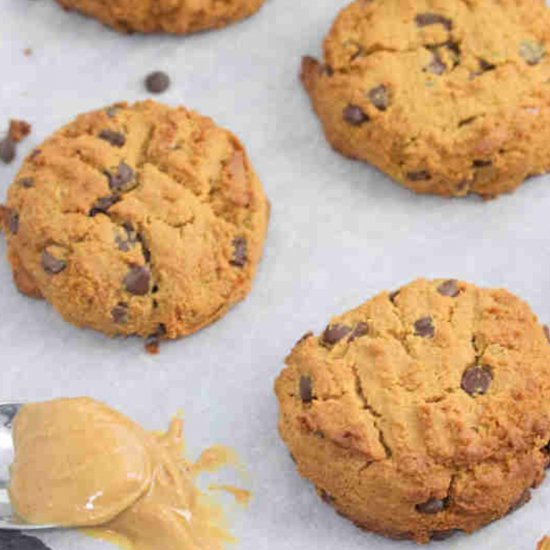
0, 402, 56, 530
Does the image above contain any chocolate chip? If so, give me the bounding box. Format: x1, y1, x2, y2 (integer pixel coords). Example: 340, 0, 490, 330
18, 177, 34, 188
389, 290, 400, 303
299, 375, 313, 403
430, 529, 458, 541
415, 497, 447, 514
145, 71, 171, 94
6, 210, 19, 234
123, 266, 150, 295
116, 223, 138, 252
230, 236, 247, 267
89, 195, 119, 217
145, 323, 166, 354
111, 303, 128, 324
321, 324, 352, 346
415, 13, 452, 31
368, 85, 389, 111
414, 317, 435, 338
99, 129, 126, 148
106, 162, 135, 192
458, 117, 477, 128
426, 52, 446, 75
479, 59, 496, 73
320, 490, 335, 505
544, 325, 550, 343
0, 137, 16, 164
406, 170, 431, 181
349, 322, 369, 342
437, 279, 460, 297
41, 249, 67, 274
0, 530, 53, 550
342, 104, 369, 126
519, 41, 545, 66
473, 159, 492, 168
461, 365, 492, 396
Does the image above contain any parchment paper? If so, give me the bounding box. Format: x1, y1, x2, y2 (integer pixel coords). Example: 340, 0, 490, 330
1, 1, 550, 548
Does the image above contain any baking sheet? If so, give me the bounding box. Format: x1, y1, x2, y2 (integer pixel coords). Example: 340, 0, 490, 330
1, 1, 550, 548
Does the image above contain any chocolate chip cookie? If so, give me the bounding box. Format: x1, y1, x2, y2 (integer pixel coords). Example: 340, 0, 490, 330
0, 101, 269, 342
302, 0, 550, 198
275, 279, 550, 543
55, 0, 264, 34
539, 537, 550, 550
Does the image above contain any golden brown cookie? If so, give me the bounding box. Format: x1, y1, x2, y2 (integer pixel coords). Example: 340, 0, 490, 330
55, 0, 264, 34
539, 537, 550, 550
0, 100, 269, 343
275, 279, 550, 543
302, 0, 550, 198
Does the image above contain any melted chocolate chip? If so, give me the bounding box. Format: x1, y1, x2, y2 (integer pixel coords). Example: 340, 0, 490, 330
368, 85, 389, 111
343, 104, 369, 126
461, 365, 492, 396
321, 324, 352, 346
414, 317, 435, 338
478, 59, 496, 73
406, 170, 431, 181
544, 325, 550, 343
519, 41, 545, 66
230, 236, 247, 267
473, 159, 492, 168
0, 137, 16, 164
41, 249, 67, 274
106, 162, 135, 192
89, 195, 119, 217
99, 129, 126, 148
415, 497, 447, 514
349, 322, 369, 342
145, 71, 171, 94
415, 13, 453, 31
123, 266, 150, 295
437, 279, 460, 297
111, 303, 128, 324
18, 177, 34, 188
299, 375, 313, 403
7, 210, 19, 234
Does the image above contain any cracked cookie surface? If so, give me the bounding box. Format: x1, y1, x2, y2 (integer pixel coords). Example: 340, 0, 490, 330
55, 0, 265, 34
275, 279, 550, 543
302, 0, 550, 198
0, 100, 269, 341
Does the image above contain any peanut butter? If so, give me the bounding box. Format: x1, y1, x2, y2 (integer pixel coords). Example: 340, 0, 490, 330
9, 398, 243, 549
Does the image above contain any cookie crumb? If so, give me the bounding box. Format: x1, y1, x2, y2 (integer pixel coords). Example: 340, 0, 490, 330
9, 119, 32, 143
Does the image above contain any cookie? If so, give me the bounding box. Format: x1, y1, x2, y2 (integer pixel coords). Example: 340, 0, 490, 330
275, 279, 550, 543
539, 537, 550, 550
55, 0, 264, 34
302, 0, 550, 198
0, 100, 269, 342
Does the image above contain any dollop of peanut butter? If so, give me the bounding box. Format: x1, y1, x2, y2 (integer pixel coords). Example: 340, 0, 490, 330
9, 398, 242, 549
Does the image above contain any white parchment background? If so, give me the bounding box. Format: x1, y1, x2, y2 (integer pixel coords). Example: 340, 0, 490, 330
1, 1, 550, 549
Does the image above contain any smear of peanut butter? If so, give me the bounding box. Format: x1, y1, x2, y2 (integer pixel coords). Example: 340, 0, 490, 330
9, 398, 246, 550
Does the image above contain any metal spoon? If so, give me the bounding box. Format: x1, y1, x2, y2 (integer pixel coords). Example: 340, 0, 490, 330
0, 401, 56, 530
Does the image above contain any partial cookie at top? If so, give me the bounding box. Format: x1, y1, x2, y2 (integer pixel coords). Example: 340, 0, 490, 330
275, 279, 550, 543
55, 0, 265, 34
0, 100, 269, 342
302, 0, 550, 198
